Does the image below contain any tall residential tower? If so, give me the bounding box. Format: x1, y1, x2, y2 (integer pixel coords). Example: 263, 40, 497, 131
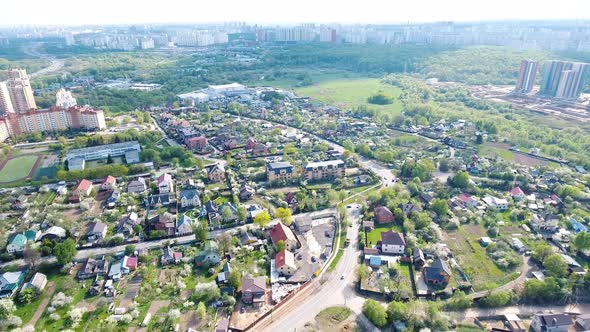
4, 69, 37, 113
540, 60, 590, 100
515, 59, 538, 94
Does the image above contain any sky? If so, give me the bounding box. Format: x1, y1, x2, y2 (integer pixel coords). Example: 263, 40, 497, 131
2, 0, 590, 26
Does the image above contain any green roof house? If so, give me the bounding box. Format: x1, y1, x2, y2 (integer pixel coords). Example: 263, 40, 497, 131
7, 234, 27, 254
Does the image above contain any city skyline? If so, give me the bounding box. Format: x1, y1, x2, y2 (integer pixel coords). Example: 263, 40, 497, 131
2, 0, 590, 26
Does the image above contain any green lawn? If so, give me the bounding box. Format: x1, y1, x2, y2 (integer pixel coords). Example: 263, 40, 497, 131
316, 306, 352, 325
295, 78, 403, 116
479, 144, 513, 161
0, 155, 38, 182
366, 224, 402, 246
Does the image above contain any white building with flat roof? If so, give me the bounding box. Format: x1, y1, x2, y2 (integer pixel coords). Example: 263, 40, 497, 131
66, 141, 141, 165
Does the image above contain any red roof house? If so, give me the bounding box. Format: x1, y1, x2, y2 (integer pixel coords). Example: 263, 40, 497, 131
374, 206, 394, 224
74, 179, 93, 197
270, 222, 299, 251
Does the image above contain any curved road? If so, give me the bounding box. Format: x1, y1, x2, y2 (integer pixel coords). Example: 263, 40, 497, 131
23, 43, 65, 78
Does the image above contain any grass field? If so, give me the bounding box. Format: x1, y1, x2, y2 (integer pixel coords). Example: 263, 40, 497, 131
444, 225, 519, 291
295, 78, 404, 115
0, 155, 38, 183
479, 143, 513, 161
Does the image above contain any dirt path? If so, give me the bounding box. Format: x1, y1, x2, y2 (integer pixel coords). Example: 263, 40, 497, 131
25, 281, 56, 328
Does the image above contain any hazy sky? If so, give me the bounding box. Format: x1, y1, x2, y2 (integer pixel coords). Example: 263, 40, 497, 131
3, 0, 590, 25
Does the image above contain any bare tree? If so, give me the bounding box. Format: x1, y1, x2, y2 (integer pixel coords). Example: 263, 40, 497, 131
24, 244, 41, 271
217, 232, 232, 256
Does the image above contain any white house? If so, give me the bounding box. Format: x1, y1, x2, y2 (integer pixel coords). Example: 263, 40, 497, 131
482, 196, 509, 210
176, 214, 193, 235
157, 173, 174, 194
276, 249, 297, 277
381, 231, 406, 255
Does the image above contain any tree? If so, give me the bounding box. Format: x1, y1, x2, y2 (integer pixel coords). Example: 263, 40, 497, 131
193, 220, 209, 242
449, 171, 470, 189
18, 287, 38, 304
444, 291, 472, 310
24, 244, 41, 270
196, 302, 206, 319
532, 243, 553, 262
229, 269, 241, 289
362, 299, 388, 328
53, 239, 77, 265
543, 254, 568, 278
479, 290, 515, 308
439, 159, 449, 172
221, 206, 233, 222
574, 232, 590, 251
356, 265, 370, 281
253, 211, 271, 228
217, 232, 232, 256
276, 240, 285, 251
387, 301, 408, 322
125, 245, 136, 256
275, 207, 292, 225
237, 206, 247, 222
431, 199, 449, 217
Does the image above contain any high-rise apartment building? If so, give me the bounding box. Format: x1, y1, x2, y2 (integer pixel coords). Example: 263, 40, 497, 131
515, 59, 538, 93
55, 89, 78, 109
0, 82, 14, 114
5, 69, 37, 113
540, 60, 590, 100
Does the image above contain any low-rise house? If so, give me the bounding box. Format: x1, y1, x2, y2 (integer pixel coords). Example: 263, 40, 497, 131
217, 262, 232, 284
73, 179, 93, 197
531, 213, 560, 235
0, 271, 25, 298
569, 218, 588, 234
161, 246, 182, 265
25, 272, 47, 291
374, 206, 394, 224
179, 188, 201, 209
560, 254, 586, 275
398, 202, 421, 217
127, 177, 147, 194
116, 212, 140, 238
270, 222, 299, 250
7, 233, 27, 254
108, 260, 124, 281
24, 230, 40, 242
157, 173, 174, 194
423, 257, 451, 287
575, 314, 590, 332
78, 256, 110, 280
419, 193, 434, 206
380, 231, 405, 255
123, 256, 138, 272
276, 249, 297, 276
186, 136, 208, 152
413, 248, 425, 269
146, 193, 174, 208
455, 193, 478, 209
39, 226, 67, 241
285, 192, 297, 207
482, 196, 509, 210
509, 187, 525, 201
531, 313, 572, 332
207, 163, 226, 183
267, 161, 295, 182
241, 276, 266, 306
214, 318, 229, 332
205, 201, 219, 222
87, 222, 108, 242
176, 214, 193, 235
195, 240, 221, 267
239, 184, 255, 201
106, 190, 120, 208
240, 232, 258, 246
303, 159, 346, 181
149, 213, 176, 236
246, 204, 264, 222
251, 143, 269, 156
101, 176, 117, 191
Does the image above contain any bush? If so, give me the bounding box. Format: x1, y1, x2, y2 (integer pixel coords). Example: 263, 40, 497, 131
444, 291, 473, 311
479, 290, 516, 308
367, 93, 394, 105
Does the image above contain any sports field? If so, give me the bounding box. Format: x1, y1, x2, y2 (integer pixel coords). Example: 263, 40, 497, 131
0, 155, 39, 183
295, 78, 404, 115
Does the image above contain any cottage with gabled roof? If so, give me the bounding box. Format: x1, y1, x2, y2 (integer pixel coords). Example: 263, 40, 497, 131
180, 188, 201, 209
509, 187, 525, 200
270, 222, 299, 250
374, 206, 394, 224
73, 179, 93, 197
423, 257, 451, 287
532, 313, 572, 332
241, 276, 266, 306
276, 249, 297, 277
101, 176, 117, 191
25, 272, 47, 291
207, 163, 226, 183
127, 177, 147, 194
380, 230, 405, 255
176, 214, 193, 235
0, 271, 25, 298
157, 173, 174, 194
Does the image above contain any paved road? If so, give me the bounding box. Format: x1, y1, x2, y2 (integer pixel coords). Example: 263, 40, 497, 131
259, 204, 378, 332
455, 303, 590, 319
23, 43, 65, 79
